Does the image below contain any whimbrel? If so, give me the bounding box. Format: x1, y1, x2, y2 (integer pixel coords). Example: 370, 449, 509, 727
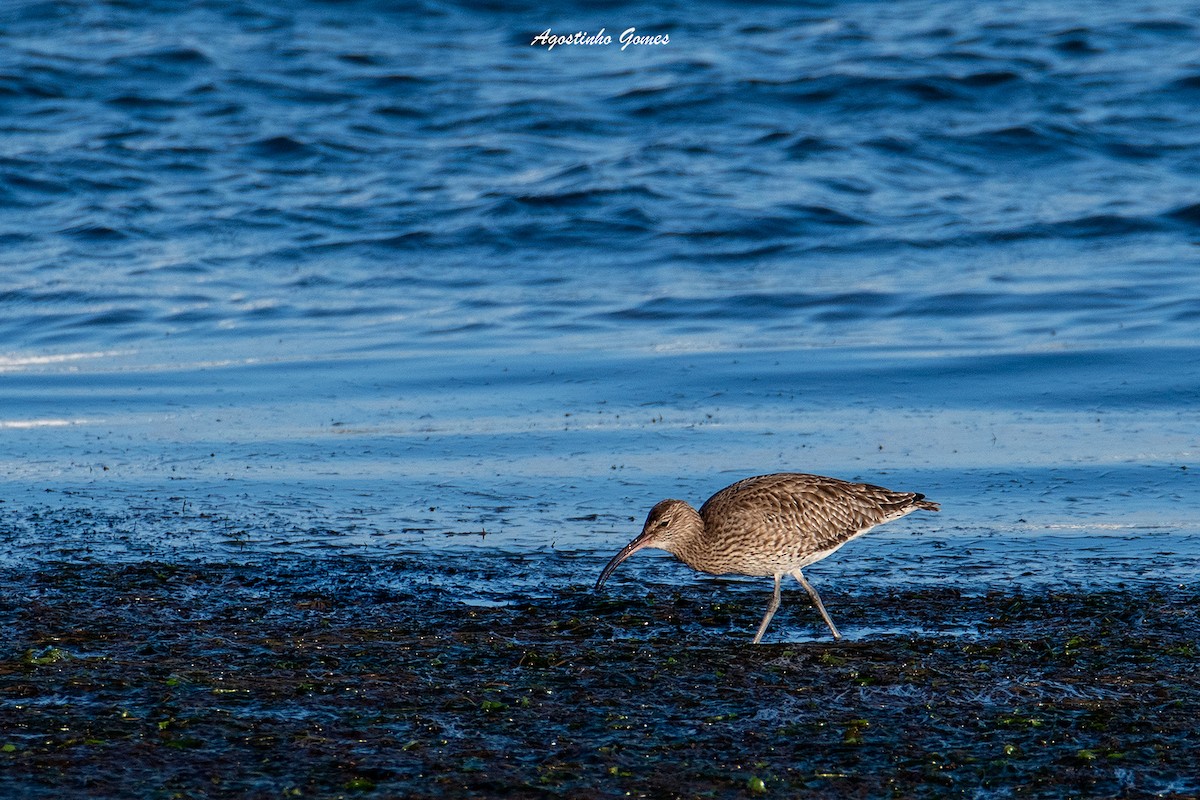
595, 473, 940, 643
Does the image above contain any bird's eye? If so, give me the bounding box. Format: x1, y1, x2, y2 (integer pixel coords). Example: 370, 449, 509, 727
657, 519, 669, 527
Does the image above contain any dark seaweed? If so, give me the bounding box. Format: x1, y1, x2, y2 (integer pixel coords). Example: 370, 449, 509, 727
2, 560, 1198, 799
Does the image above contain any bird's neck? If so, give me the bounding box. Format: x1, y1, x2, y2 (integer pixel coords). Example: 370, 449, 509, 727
663, 504, 709, 569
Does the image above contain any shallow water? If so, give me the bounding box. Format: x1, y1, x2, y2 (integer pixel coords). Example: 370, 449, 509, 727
2, 0, 1198, 593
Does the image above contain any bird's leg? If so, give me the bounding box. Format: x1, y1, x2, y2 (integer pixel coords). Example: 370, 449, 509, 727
752, 573, 783, 645
791, 569, 841, 640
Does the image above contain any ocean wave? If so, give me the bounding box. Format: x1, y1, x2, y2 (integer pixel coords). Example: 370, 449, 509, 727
0, 0, 1196, 362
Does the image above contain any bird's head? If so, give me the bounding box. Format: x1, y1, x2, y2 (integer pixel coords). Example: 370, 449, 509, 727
594, 499, 697, 591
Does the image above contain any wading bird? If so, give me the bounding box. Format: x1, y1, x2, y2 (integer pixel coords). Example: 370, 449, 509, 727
595, 473, 940, 643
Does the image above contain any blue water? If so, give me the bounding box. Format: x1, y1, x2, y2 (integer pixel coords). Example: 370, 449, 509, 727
2, 1, 1198, 601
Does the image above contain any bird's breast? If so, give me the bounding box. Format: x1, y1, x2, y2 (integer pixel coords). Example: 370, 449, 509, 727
673, 532, 815, 577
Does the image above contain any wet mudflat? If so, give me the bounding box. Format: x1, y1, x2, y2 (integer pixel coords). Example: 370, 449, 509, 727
2, 559, 1197, 799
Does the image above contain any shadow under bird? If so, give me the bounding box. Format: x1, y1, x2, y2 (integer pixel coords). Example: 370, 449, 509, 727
595, 473, 940, 643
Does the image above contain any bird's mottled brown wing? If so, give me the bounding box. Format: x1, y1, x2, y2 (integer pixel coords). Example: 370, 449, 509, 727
699, 473, 931, 559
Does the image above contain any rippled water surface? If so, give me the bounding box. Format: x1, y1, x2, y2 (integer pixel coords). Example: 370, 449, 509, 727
2, 0, 1198, 592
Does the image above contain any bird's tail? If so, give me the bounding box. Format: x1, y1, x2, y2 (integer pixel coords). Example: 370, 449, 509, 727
912, 494, 940, 512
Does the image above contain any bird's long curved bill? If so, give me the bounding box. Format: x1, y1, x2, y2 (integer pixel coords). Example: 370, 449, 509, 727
594, 533, 652, 592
